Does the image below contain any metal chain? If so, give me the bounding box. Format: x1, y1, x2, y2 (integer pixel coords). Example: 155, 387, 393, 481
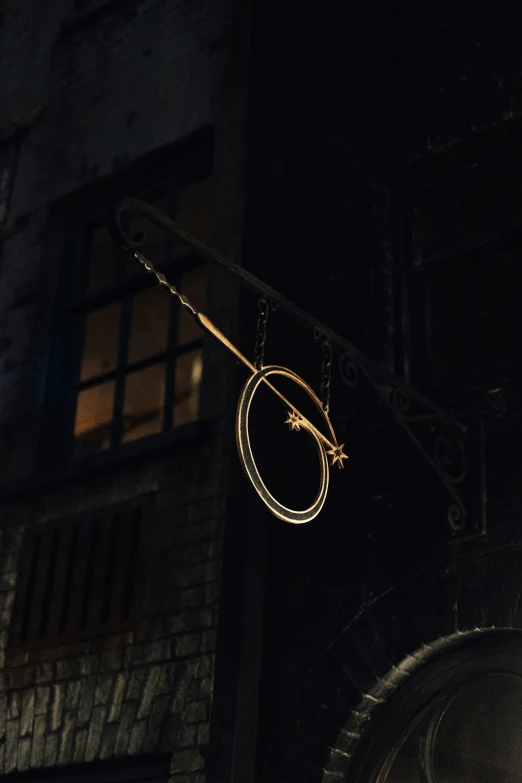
315, 328, 332, 414
254, 296, 269, 370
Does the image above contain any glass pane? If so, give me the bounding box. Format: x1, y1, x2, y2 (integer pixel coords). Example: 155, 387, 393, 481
80, 303, 122, 382
122, 363, 165, 443
455, 160, 522, 244
173, 349, 202, 427
378, 672, 522, 783
414, 187, 457, 262
128, 286, 170, 365
176, 178, 211, 242
430, 248, 522, 336
177, 266, 206, 346
430, 673, 522, 782
86, 224, 119, 293
74, 381, 115, 456
124, 197, 169, 279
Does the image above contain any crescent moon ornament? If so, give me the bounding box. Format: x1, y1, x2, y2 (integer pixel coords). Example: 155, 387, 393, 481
236, 365, 344, 523
132, 250, 348, 524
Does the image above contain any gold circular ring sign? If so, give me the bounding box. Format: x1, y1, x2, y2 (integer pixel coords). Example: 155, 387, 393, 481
123, 243, 347, 525
235, 365, 339, 524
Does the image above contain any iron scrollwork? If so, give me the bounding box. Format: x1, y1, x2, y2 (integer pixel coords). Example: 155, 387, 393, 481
339, 349, 483, 536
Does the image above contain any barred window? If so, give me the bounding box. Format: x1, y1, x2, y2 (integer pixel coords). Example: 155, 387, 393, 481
9, 497, 152, 650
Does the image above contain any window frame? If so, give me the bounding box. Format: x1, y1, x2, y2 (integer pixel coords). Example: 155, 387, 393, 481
352, 632, 522, 782
40, 131, 213, 469
394, 171, 522, 397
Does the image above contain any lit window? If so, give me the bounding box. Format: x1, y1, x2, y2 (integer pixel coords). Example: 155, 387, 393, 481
70, 178, 211, 457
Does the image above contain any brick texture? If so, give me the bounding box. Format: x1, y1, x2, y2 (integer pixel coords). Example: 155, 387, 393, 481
0, 0, 250, 779
0, 438, 228, 777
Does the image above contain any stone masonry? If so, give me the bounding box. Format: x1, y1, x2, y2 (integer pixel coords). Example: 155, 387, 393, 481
0, 434, 233, 782
0, 0, 250, 781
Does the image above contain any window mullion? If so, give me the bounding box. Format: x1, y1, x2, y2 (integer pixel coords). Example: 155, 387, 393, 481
111, 296, 132, 447
62, 164, 212, 461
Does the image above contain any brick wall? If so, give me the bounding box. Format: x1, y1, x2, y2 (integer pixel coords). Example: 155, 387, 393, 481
0, 0, 235, 482
0, 0, 250, 780
0, 434, 233, 780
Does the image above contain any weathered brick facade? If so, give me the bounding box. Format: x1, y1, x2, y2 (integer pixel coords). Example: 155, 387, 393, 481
6, 0, 522, 781
0, 0, 249, 781
0, 438, 230, 778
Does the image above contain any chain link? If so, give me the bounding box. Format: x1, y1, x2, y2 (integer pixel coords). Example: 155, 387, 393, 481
314, 328, 332, 414
254, 297, 269, 370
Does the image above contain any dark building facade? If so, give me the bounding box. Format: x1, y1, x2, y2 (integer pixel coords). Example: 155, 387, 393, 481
1, 1, 522, 782
0, 1, 249, 781
244, 3, 522, 782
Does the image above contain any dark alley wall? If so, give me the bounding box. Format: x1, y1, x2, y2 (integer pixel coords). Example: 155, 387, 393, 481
244, 2, 522, 780
0, 1, 250, 781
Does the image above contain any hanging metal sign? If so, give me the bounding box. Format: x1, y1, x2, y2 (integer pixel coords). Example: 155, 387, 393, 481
130, 248, 347, 523
110, 198, 484, 539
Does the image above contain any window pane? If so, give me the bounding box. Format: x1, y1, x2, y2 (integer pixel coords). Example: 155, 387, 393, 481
122, 363, 165, 443
430, 673, 522, 781
80, 303, 122, 382
413, 188, 457, 262
86, 225, 119, 293
173, 349, 202, 427
177, 266, 206, 346
176, 178, 211, 241
128, 286, 170, 365
74, 381, 115, 456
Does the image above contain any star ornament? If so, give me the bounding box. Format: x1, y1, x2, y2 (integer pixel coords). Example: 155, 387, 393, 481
326, 443, 349, 469
285, 410, 302, 431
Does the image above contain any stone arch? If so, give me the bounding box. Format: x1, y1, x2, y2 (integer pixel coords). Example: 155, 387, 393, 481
262, 551, 522, 782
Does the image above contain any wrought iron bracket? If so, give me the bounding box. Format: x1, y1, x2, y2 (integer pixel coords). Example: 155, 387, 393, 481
338, 354, 486, 539
110, 198, 486, 539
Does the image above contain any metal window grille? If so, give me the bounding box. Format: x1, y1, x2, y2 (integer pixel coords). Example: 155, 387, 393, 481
9, 497, 151, 650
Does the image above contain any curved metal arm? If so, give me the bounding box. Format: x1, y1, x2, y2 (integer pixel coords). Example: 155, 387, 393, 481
110, 197, 292, 309
111, 197, 209, 255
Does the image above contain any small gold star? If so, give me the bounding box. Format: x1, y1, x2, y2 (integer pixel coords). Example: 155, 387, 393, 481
326, 443, 348, 469
285, 410, 302, 431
